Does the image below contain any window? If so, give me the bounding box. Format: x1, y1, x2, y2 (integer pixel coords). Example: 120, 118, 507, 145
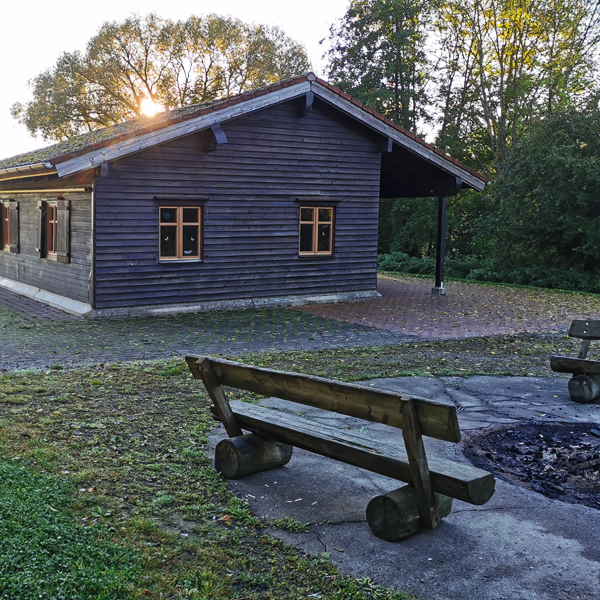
1, 200, 19, 254
299, 206, 333, 255
159, 206, 201, 260
37, 199, 70, 262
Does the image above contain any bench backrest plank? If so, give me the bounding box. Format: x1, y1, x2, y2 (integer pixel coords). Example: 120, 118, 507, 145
568, 320, 600, 339
187, 355, 461, 443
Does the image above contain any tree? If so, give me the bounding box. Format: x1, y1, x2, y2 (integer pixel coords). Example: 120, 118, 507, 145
323, 0, 432, 132
12, 14, 311, 141
432, 0, 600, 166
492, 106, 600, 273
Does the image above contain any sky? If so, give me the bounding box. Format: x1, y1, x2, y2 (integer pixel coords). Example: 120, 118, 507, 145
0, 0, 350, 160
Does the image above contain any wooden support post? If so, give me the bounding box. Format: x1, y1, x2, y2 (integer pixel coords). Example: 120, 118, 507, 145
578, 340, 591, 359
402, 400, 439, 529
568, 374, 600, 403
432, 196, 447, 296
367, 485, 453, 541
186, 356, 243, 438
215, 433, 293, 479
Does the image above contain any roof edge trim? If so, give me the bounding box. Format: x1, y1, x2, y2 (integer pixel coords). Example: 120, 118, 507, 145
0, 162, 57, 183
311, 81, 486, 191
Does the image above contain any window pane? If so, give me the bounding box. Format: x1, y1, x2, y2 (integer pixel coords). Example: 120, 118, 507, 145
182, 225, 199, 256
317, 224, 331, 252
160, 225, 177, 257
182, 208, 198, 223
300, 208, 314, 222
160, 208, 177, 223
300, 223, 314, 252
318, 208, 332, 222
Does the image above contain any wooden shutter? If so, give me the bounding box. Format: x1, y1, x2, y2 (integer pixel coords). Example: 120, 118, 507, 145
36, 201, 47, 258
56, 199, 70, 263
8, 201, 19, 254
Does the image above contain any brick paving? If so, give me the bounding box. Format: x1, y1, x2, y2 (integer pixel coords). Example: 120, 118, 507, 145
2, 274, 600, 371
0, 289, 409, 371
0, 287, 82, 323
295, 274, 600, 338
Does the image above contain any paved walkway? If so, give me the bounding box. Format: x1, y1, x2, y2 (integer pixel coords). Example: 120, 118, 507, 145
216, 376, 600, 600
296, 275, 600, 338
2, 275, 600, 371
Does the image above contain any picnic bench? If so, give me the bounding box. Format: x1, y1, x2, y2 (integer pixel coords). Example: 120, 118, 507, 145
185, 354, 496, 541
550, 319, 600, 403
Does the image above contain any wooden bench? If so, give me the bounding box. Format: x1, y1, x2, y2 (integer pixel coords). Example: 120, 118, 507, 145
551, 320, 600, 403
185, 354, 495, 541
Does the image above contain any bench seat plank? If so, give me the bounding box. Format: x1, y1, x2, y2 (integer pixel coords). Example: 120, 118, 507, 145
206, 357, 461, 443
219, 401, 495, 506
550, 356, 600, 375
568, 320, 600, 339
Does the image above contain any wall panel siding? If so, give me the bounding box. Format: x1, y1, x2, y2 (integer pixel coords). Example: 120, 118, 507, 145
93, 99, 381, 308
0, 192, 92, 303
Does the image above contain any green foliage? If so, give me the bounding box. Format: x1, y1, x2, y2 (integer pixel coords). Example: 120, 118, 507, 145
12, 13, 311, 141
0, 462, 140, 598
493, 106, 600, 274
378, 251, 600, 293
324, 0, 431, 131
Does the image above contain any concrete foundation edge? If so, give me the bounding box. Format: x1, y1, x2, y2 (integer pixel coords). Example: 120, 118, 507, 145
0, 277, 92, 316
87, 290, 382, 320
0, 276, 381, 319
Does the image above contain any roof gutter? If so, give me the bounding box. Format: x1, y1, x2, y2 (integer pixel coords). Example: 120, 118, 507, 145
0, 162, 57, 182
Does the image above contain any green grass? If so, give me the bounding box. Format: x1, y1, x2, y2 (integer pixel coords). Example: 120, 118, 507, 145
0, 462, 141, 598
0, 356, 420, 600
0, 332, 577, 598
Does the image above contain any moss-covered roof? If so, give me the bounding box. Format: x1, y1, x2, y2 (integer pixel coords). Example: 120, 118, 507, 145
0, 75, 309, 171
0, 73, 487, 185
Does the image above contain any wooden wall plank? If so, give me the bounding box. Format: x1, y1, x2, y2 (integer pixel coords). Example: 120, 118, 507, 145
0, 192, 92, 303
93, 99, 382, 308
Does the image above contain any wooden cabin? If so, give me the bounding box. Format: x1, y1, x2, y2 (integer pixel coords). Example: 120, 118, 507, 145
0, 73, 486, 317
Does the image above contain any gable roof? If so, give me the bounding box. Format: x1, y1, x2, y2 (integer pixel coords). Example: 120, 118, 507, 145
0, 73, 487, 191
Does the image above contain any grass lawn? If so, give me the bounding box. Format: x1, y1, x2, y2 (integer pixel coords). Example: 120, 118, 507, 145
0, 333, 576, 599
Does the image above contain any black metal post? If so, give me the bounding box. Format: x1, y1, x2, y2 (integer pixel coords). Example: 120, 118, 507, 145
432, 196, 447, 295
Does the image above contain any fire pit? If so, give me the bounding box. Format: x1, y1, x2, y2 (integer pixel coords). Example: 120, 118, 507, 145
464, 423, 600, 510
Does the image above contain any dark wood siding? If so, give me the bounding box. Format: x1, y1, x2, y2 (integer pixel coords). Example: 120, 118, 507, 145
93, 99, 382, 308
0, 192, 92, 303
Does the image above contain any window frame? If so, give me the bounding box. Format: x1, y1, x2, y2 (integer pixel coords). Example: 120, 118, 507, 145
158, 205, 203, 261
299, 205, 334, 256
45, 202, 58, 259
37, 199, 70, 263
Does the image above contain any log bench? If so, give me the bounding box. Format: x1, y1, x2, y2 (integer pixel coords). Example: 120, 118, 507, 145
551, 320, 600, 403
185, 354, 496, 541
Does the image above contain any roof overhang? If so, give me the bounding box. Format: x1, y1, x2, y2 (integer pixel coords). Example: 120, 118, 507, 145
0, 162, 57, 183
49, 78, 485, 193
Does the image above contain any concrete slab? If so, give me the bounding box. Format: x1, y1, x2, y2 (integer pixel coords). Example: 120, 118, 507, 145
209, 376, 600, 600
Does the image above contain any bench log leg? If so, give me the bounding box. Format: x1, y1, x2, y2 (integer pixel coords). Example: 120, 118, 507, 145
568, 374, 600, 403
366, 485, 453, 542
215, 434, 293, 479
